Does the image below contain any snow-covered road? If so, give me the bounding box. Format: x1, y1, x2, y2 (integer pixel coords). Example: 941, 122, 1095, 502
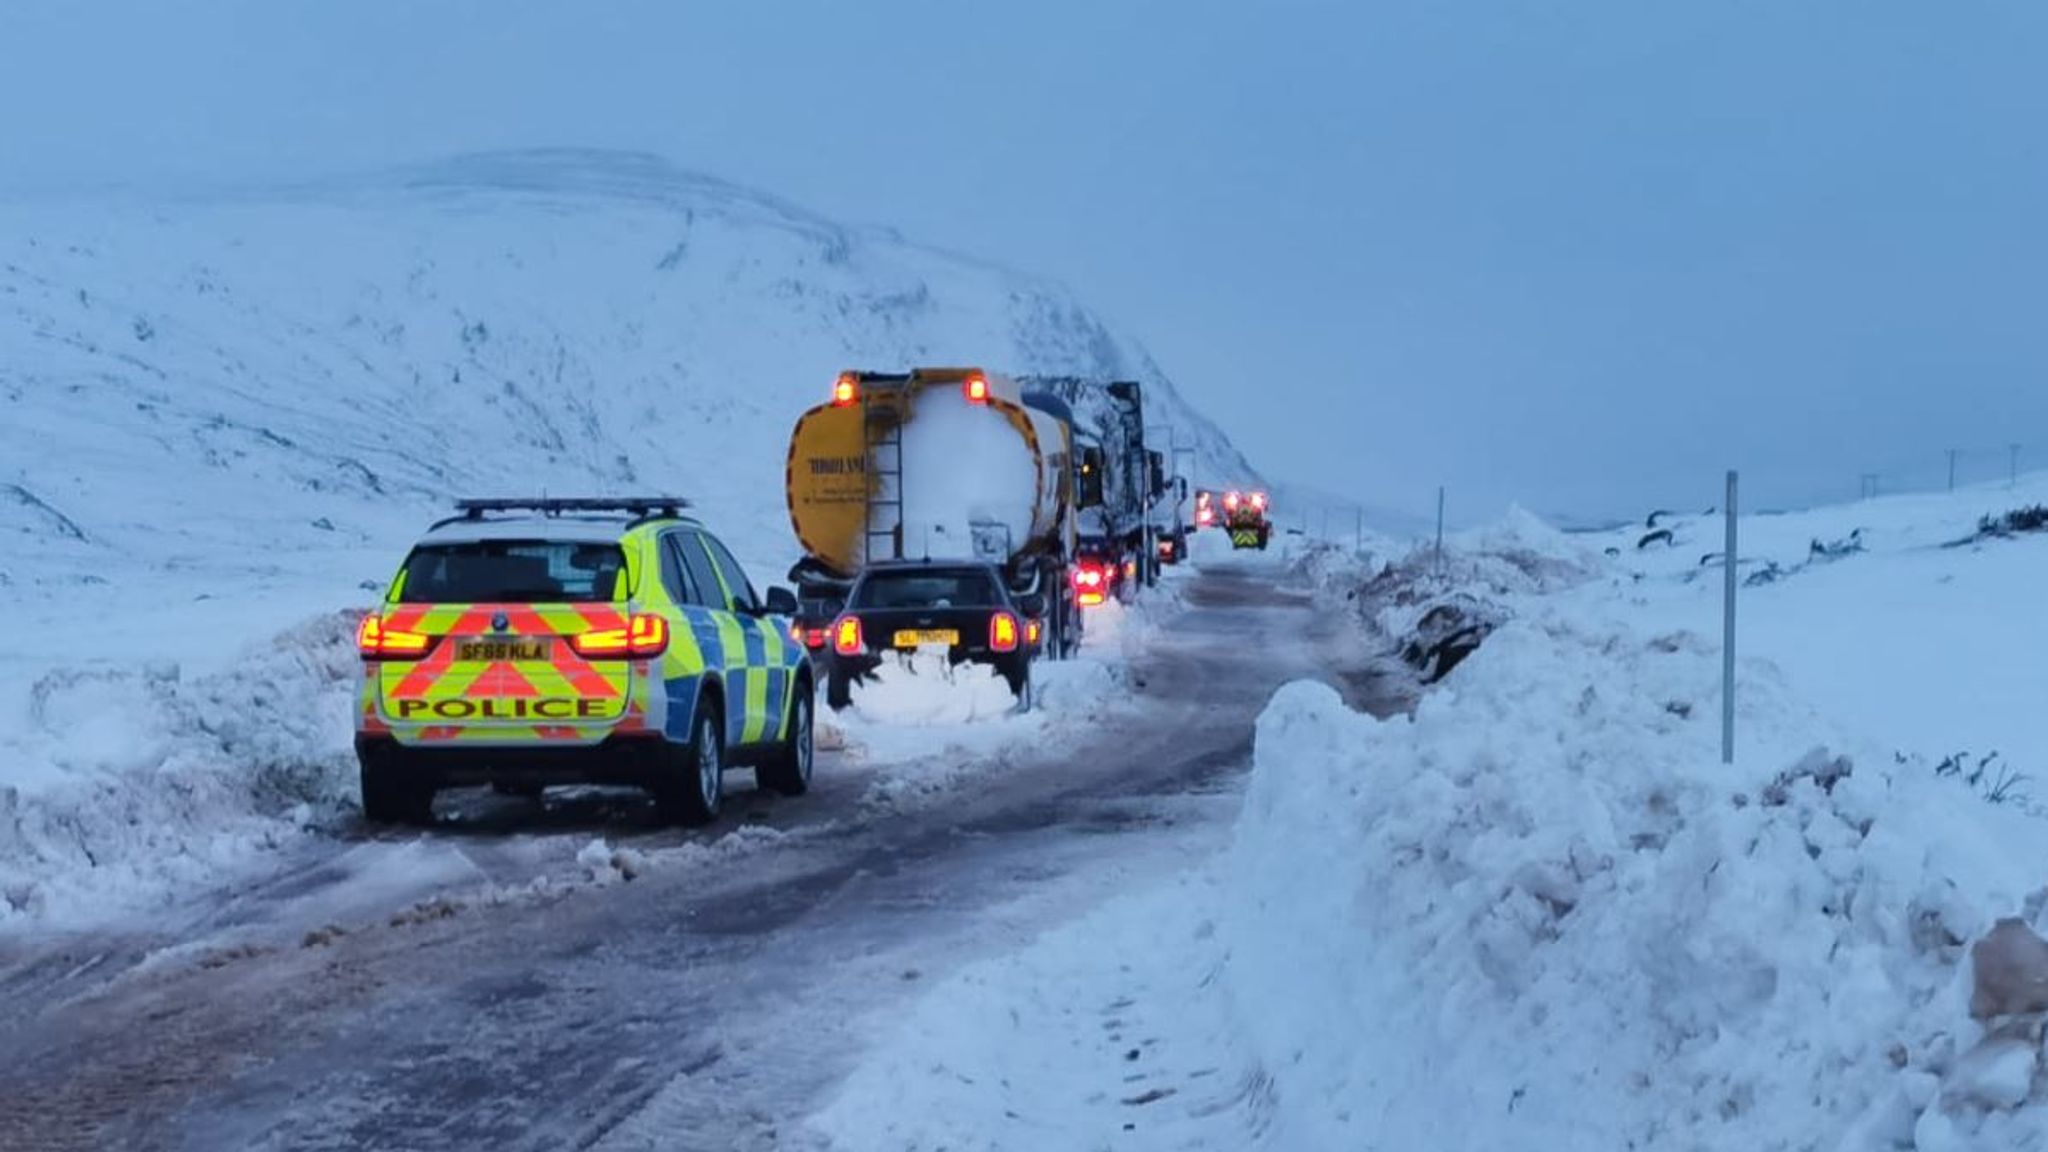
0, 559, 1402, 1151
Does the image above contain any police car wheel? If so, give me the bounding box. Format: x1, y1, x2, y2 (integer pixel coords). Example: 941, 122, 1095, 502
360, 753, 434, 827
655, 706, 724, 826
757, 687, 814, 797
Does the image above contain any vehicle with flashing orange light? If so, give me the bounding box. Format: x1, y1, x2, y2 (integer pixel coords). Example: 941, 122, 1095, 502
784, 368, 1087, 709
1222, 489, 1272, 550
1017, 376, 1171, 593
353, 497, 814, 827
818, 559, 1046, 710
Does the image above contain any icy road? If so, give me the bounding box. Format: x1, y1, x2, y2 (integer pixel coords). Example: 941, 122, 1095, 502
0, 559, 1404, 1152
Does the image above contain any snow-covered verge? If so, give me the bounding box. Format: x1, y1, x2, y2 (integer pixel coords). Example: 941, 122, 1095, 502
0, 150, 1251, 932
1, 614, 360, 928
811, 488, 2048, 1151
1583, 473, 2048, 798
1229, 630, 2048, 1149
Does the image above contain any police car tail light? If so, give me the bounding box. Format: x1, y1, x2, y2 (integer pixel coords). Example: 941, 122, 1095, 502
832, 373, 859, 406
571, 613, 669, 659
357, 614, 434, 660
1225, 491, 1242, 511
1251, 491, 1269, 511
989, 611, 1020, 653
832, 615, 864, 656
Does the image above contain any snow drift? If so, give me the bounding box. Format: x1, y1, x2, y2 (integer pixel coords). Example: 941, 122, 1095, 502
1226, 555, 2048, 1149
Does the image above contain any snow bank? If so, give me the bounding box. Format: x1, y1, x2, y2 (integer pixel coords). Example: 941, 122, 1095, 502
0, 613, 360, 929
1226, 607, 2048, 1149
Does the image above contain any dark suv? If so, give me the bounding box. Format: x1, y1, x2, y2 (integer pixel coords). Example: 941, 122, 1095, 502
821, 561, 1046, 711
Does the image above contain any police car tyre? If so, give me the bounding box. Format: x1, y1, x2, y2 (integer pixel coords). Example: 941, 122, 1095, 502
359, 752, 434, 826
656, 705, 724, 826
757, 685, 814, 796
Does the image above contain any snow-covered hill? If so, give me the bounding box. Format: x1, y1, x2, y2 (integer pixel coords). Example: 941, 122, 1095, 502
0, 148, 1256, 685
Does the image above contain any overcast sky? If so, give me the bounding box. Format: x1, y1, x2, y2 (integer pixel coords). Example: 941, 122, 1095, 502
4, 1, 2043, 522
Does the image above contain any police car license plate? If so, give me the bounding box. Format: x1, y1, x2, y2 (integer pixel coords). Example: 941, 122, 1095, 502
457, 638, 553, 662
892, 629, 958, 648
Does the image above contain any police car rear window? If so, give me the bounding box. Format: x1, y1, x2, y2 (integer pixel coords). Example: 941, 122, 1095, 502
398, 541, 626, 603
852, 569, 998, 609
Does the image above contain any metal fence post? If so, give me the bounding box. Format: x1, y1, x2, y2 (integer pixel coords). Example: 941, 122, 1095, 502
1722, 470, 1738, 765
1434, 486, 1446, 576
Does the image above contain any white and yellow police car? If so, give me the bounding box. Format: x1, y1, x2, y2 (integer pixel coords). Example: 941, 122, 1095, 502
354, 498, 813, 826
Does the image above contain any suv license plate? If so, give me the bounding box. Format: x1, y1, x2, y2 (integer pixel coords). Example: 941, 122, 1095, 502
457, 638, 553, 662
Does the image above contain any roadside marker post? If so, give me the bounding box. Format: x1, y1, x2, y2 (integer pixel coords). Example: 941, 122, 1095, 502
1722, 470, 1738, 765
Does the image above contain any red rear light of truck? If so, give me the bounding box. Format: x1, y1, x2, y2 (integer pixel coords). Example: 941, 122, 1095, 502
1072, 563, 1109, 607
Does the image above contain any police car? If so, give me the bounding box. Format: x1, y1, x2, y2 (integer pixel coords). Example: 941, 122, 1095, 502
353, 498, 814, 826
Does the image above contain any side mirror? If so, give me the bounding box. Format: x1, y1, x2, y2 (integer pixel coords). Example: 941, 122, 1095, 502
764, 586, 800, 616
1017, 593, 1048, 617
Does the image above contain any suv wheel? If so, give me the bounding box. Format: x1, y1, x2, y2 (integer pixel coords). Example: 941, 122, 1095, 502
360, 748, 434, 826
757, 685, 814, 796
656, 704, 724, 826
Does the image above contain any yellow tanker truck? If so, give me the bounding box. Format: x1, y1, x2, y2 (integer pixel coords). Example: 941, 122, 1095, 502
784, 368, 1088, 669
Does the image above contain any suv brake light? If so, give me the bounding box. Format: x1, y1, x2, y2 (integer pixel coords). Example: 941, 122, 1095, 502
358, 615, 435, 660
833, 615, 864, 656
570, 613, 669, 659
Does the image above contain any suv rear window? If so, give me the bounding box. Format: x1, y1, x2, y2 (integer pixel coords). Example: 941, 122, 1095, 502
852, 568, 998, 609
398, 540, 626, 603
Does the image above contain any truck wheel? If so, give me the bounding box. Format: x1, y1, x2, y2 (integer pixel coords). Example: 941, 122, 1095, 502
360, 749, 434, 826
655, 704, 724, 826
757, 683, 814, 797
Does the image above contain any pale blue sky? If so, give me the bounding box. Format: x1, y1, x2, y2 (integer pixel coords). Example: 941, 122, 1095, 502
4, 1, 2043, 521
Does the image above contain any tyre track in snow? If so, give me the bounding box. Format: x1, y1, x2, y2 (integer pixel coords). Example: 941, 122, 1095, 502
0, 560, 1408, 1152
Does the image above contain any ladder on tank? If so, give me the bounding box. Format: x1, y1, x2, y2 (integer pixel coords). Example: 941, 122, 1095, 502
863, 396, 905, 563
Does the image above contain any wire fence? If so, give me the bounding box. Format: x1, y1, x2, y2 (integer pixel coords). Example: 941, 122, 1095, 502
1845, 441, 2030, 504
1269, 440, 2044, 556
